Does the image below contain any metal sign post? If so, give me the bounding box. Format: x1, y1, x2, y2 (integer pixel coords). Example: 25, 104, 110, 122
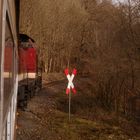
69, 91, 71, 121
64, 68, 77, 121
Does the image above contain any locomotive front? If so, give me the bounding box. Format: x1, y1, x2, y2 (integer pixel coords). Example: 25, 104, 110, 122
18, 34, 42, 109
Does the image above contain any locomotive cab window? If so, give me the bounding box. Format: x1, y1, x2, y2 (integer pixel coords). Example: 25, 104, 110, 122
3, 14, 14, 117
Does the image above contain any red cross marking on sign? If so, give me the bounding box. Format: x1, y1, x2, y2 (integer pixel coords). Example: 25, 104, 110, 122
64, 68, 77, 94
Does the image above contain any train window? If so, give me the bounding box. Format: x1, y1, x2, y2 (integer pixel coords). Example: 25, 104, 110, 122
3, 13, 14, 117
20, 42, 33, 48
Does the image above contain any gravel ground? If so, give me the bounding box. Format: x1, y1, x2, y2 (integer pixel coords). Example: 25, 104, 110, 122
17, 82, 58, 140
16, 75, 140, 140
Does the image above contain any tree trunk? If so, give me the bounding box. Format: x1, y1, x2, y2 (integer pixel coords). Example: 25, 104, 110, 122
49, 58, 53, 73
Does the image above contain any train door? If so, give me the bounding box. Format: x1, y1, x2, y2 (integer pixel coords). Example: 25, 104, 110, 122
0, 0, 18, 140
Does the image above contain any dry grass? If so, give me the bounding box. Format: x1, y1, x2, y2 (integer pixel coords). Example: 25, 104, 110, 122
17, 73, 140, 140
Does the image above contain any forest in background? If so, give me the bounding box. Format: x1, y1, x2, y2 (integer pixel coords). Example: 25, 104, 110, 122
19, 0, 140, 119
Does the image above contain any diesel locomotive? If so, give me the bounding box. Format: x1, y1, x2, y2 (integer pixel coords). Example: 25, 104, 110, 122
18, 34, 42, 108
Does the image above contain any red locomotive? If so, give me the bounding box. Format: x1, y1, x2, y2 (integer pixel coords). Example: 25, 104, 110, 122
18, 34, 42, 108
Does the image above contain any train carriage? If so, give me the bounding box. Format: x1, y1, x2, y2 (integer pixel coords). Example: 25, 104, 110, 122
0, 1, 42, 140
0, 0, 18, 140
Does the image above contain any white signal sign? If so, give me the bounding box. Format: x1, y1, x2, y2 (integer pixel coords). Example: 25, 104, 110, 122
64, 68, 77, 94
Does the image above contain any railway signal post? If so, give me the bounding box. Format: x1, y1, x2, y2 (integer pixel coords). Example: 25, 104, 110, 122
64, 68, 77, 121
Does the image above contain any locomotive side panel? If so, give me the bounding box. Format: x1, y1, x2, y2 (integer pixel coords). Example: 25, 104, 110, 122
25, 48, 36, 73
24, 47, 37, 80
18, 47, 28, 81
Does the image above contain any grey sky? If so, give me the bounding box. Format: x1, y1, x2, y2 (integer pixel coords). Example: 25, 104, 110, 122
113, 0, 126, 3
